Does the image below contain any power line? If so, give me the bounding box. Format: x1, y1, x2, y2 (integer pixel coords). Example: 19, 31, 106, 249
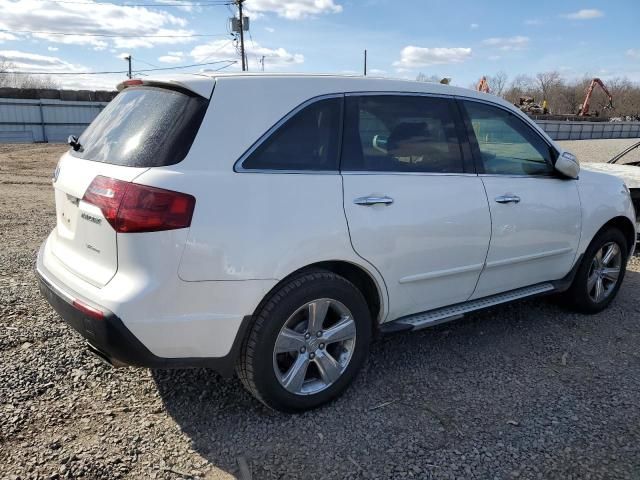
0, 28, 229, 38
43, 0, 233, 5
1, 59, 237, 75
134, 57, 161, 68
197, 39, 234, 64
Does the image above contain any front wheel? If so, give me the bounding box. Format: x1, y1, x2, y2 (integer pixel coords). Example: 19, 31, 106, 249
237, 270, 372, 412
561, 227, 628, 314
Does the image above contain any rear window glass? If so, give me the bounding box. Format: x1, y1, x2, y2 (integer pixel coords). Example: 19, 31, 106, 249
241, 97, 342, 171
71, 86, 208, 167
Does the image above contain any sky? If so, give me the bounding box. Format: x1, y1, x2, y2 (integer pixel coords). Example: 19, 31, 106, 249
0, 0, 638, 91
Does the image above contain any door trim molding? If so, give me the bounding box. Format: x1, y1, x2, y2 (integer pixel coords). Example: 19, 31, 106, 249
485, 247, 573, 269
399, 263, 485, 284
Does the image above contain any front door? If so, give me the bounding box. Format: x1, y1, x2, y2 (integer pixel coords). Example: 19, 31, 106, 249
459, 99, 581, 298
341, 94, 492, 320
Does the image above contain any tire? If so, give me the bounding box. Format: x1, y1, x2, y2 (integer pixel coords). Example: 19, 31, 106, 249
561, 227, 628, 314
237, 270, 372, 412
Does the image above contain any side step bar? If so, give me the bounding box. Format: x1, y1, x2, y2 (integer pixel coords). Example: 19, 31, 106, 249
381, 283, 555, 333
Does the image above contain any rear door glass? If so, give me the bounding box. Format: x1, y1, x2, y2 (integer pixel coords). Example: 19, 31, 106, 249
71, 86, 208, 167
341, 95, 465, 173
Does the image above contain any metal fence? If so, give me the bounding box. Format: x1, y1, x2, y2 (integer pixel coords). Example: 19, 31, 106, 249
537, 120, 640, 141
1, 97, 640, 144
0, 98, 107, 143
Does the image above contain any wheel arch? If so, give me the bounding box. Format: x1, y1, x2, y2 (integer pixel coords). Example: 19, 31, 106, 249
253, 260, 388, 329
596, 216, 636, 255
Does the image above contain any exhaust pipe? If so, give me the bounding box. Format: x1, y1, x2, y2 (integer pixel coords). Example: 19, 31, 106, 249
86, 343, 126, 368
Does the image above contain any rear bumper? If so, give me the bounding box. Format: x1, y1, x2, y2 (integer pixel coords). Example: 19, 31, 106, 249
36, 247, 250, 376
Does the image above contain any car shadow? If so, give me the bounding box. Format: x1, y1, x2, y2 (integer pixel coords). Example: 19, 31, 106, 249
153, 267, 640, 479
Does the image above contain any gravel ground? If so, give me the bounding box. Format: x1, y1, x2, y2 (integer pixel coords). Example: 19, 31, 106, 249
557, 138, 639, 163
1, 141, 640, 480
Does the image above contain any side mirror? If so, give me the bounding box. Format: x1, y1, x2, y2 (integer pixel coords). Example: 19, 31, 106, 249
555, 151, 580, 179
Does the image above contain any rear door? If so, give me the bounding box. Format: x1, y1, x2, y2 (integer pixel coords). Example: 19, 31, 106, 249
459, 99, 581, 298
49, 85, 208, 287
341, 94, 492, 320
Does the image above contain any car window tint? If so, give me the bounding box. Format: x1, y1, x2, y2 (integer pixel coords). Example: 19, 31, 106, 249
462, 100, 554, 176
242, 97, 341, 171
341, 95, 464, 173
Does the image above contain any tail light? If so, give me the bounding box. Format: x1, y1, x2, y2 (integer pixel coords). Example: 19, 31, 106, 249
82, 176, 195, 233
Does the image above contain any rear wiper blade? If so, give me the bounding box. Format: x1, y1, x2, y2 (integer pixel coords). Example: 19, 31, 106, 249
68, 135, 83, 152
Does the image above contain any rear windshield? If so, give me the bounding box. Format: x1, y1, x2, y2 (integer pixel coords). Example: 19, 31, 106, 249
71, 86, 208, 167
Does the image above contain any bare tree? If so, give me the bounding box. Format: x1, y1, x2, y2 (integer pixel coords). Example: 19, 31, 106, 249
535, 71, 561, 102
487, 71, 508, 97
0, 59, 59, 89
415, 72, 442, 83
504, 74, 534, 104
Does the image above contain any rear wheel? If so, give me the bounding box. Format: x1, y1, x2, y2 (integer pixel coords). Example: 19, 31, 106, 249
562, 227, 628, 313
237, 270, 372, 412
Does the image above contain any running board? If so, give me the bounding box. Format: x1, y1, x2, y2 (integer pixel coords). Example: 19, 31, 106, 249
382, 283, 556, 333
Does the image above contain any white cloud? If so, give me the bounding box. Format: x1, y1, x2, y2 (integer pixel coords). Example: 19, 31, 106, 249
393, 46, 472, 71
524, 19, 541, 25
154, 0, 197, 12
488, 55, 501, 61
0, 49, 85, 72
0, 48, 127, 90
627, 49, 640, 60
369, 68, 387, 75
0, 32, 17, 42
244, 0, 342, 19
55, 74, 122, 90
470, 23, 479, 29
47, 46, 59, 51
158, 55, 183, 63
264, 27, 275, 33
190, 39, 303, 69
563, 9, 604, 20
0, 0, 195, 50
482, 36, 529, 51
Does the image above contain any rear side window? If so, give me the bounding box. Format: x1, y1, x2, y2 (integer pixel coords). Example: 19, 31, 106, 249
72, 86, 208, 167
462, 100, 555, 176
341, 95, 465, 173
241, 97, 342, 171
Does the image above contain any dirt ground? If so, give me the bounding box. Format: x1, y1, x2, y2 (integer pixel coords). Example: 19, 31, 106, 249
1, 141, 639, 479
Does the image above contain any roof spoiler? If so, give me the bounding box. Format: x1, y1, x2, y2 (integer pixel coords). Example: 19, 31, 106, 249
116, 78, 211, 98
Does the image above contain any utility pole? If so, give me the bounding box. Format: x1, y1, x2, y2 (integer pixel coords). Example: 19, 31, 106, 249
237, 0, 246, 71
260, 55, 265, 71
124, 55, 132, 79
363, 49, 367, 76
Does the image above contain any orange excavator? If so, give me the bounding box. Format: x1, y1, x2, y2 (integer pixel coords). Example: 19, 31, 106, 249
579, 78, 614, 116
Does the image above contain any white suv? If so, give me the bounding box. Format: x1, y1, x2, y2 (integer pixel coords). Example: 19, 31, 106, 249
37, 74, 636, 412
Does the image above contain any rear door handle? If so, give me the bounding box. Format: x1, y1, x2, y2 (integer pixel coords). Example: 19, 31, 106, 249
495, 194, 521, 204
354, 195, 394, 206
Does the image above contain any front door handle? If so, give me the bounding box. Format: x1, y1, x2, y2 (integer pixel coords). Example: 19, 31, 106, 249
354, 195, 394, 206
495, 194, 521, 204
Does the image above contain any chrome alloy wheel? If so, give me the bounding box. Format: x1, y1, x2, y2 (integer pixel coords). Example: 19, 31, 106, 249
587, 241, 622, 303
273, 298, 357, 395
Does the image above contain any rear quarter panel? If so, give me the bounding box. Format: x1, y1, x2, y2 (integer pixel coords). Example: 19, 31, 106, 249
135, 77, 389, 320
